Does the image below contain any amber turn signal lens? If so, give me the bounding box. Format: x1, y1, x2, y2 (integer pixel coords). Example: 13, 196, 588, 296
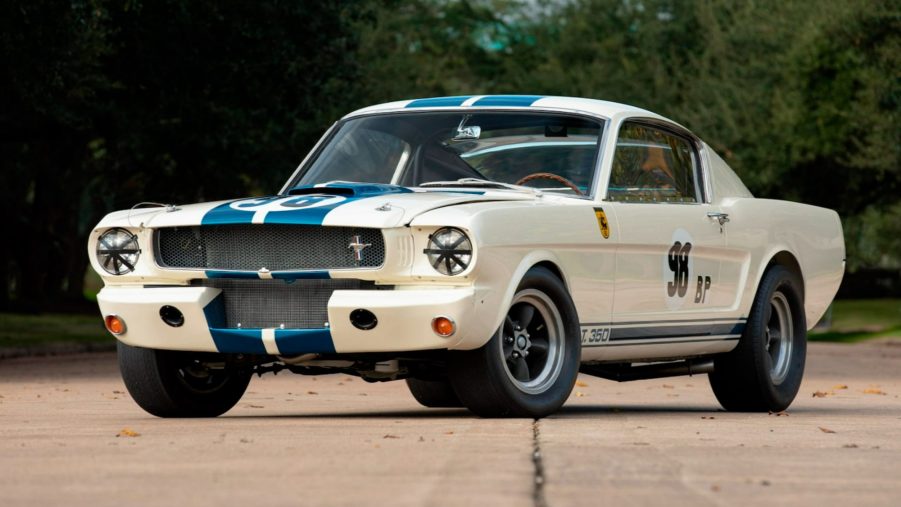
104, 315, 126, 335
431, 316, 456, 337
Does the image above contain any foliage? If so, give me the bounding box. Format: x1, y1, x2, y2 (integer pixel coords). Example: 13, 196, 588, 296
1, 0, 899, 311
809, 298, 901, 343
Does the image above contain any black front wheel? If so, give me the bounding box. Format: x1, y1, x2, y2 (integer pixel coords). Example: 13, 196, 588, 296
448, 266, 581, 418
708, 265, 807, 412
118, 341, 251, 417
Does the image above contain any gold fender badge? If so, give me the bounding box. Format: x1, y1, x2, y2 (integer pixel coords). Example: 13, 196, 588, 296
594, 207, 610, 239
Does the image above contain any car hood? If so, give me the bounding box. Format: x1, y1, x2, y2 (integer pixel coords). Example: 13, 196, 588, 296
96, 182, 539, 230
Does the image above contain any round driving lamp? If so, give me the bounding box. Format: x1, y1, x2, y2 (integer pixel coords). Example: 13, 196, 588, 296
96, 228, 141, 275
424, 227, 472, 276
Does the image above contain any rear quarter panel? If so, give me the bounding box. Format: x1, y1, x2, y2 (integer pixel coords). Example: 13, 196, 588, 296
722, 197, 845, 329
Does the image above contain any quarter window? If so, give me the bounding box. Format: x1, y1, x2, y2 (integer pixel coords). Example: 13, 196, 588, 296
608, 123, 701, 203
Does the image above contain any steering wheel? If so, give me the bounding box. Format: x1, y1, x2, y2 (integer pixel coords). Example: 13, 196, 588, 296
515, 173, 584, 196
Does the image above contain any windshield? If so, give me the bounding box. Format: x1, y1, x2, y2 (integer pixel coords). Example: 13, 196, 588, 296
289, 112, 605, 196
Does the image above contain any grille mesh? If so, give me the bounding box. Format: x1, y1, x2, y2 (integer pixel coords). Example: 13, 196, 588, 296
195, 278, 387, 329
156, 225, 385, 271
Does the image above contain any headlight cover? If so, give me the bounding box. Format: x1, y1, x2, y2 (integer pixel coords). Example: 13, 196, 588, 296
424, 227, 472, 276
96, 228, 141, 275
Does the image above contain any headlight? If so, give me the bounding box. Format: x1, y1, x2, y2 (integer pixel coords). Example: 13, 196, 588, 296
424, 227, 472, 276
96, 228, 141, 275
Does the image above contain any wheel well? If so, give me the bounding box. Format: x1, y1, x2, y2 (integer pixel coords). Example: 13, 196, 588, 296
767, 251, 804, 299
532, 261, 566, 289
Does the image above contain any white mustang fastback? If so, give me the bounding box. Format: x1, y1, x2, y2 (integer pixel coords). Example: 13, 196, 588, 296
90, 95, 845, 418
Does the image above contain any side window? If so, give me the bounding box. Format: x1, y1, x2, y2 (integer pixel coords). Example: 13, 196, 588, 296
607, 122, 702, 203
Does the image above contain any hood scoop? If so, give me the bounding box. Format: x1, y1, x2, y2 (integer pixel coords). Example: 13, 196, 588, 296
287, 182, 411, 197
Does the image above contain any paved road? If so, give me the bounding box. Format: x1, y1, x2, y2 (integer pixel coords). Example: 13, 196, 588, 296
1, 341, 899, 507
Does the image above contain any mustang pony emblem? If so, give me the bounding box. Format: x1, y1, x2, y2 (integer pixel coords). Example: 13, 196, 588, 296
348, 235, 372, 262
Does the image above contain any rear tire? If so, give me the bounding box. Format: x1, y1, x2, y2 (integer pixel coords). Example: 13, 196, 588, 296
405, 378, 463, 408
118, 341, 251, 417
448, 266, 580, 418
709, 265, 806, 412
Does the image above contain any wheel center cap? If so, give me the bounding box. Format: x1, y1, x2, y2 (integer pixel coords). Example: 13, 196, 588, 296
517, 336, 528, 349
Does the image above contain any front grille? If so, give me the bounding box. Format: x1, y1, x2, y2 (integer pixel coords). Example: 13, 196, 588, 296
155, 224, 385, 271
195, 278, 388, 329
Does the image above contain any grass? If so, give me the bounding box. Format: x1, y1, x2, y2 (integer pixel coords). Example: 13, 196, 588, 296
809, 299, 901, 343
0, 312, 112, 349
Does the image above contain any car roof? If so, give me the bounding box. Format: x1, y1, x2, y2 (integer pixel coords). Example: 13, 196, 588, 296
343, 95, 675, 125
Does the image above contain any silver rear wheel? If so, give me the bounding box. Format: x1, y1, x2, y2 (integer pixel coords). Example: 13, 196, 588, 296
708, 265, 807, 412
766, 291, 794, 385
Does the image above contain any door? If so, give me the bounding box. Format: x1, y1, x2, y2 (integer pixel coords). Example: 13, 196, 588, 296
606, 122, 736, 324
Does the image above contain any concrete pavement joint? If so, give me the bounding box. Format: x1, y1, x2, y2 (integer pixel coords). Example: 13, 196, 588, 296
532, 419, 548, 507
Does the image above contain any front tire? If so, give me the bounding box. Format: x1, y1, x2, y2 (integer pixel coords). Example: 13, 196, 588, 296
405, 378, 463, 408
448, 266, 581, 418
708, 265, 807, 412
118, 341, 251, 417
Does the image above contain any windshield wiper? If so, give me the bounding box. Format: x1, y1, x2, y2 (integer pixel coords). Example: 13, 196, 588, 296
420, 178, 543, 196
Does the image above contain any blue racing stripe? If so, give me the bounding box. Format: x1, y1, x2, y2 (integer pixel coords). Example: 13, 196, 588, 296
201, 198, 275, 225
263, 197, 348, 225
406, 96, 473, 108
201, 183, 412, 226
472, 95, 544, 107
271, 271, 330, 280
202, 293, 227, 328
274, 328, 336, 355
610, 322, 746, 341
205, 270, 261, 279
209, 328, 267, 354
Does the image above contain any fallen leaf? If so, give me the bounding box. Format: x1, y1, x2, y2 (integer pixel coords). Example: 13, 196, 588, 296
833, 384, 848, 390
444, 431, 454, 435
307, 391, 318, 395
575, 391, 586, 397
247, 404, 264, 408
383, 434, 400, 439
812, 391, 830, 398
761, 480, 771, 487
116, 428, 140, 438
818, 426, 836, 434
662, 384, 674, 389
575, 380, 589, 387
768, 411, 789, 417
863, 388, 886, 395
711, 485, 721, 493
843, 443, 859, 448
701, 416, 716, 420
418, 436, 425, 442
